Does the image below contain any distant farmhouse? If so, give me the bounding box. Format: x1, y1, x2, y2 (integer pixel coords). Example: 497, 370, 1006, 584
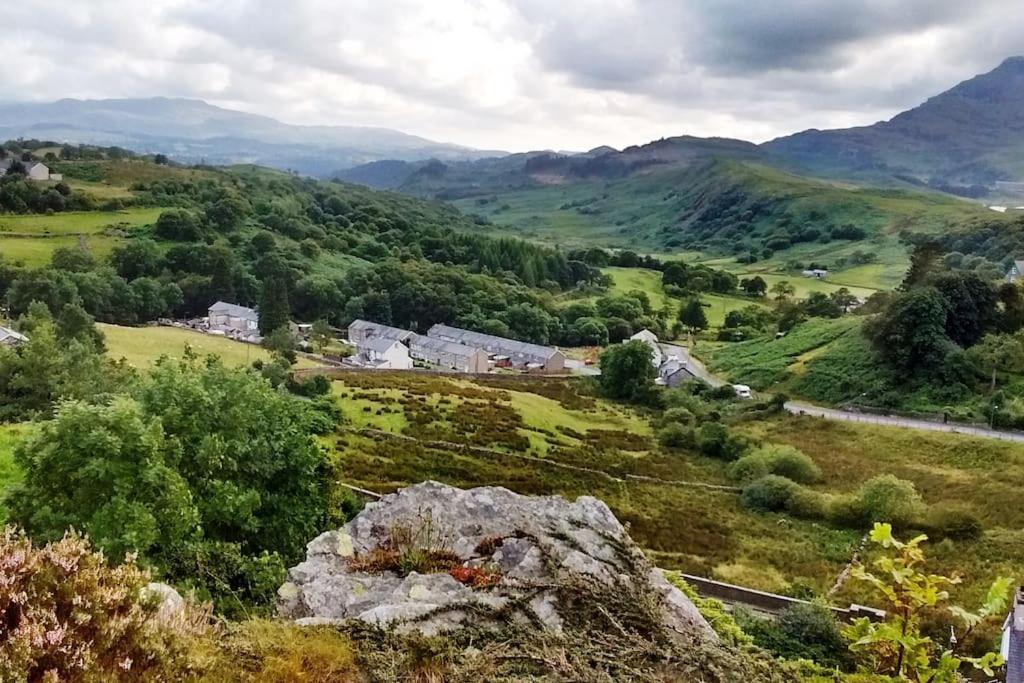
801, 268, 828, 280
1007, 260, 1024, 283
625, 329, 700, 387
0, 159, 62, 182
207, 301, 260, 340
427, 324, 565, 372
630, 329, 664, 367
0, 325, 28, 347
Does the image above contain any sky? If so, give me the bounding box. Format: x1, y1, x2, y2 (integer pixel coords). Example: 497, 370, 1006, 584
3, 0, 1023, 152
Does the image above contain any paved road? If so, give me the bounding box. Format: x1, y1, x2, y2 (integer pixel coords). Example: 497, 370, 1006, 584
784, 401, 1024, 443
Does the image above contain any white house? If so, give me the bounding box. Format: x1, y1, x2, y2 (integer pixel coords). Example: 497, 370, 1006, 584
801, 269, 828, 280
357, 337, 413, 370
1008, 260, 1024, 284
208, 301, 259, 334
630, 329, 663, 367
0, 325, 28, 347
25, 163, 61, 182
409, 335, 489, 373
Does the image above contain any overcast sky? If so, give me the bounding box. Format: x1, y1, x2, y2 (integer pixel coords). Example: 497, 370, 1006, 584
3, 0, 1022, 152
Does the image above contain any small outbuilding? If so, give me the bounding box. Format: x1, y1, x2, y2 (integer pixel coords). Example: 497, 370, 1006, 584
0, 325, 28, 347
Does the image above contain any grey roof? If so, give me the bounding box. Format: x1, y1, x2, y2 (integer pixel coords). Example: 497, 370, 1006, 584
349, 319, 416, 341
0, 326, 28, 344
1014, 260, 1024, 273
410, 335, 485, 358
208, 300, 258, 321
427, 324, 561, 361
359, 336, 406, 354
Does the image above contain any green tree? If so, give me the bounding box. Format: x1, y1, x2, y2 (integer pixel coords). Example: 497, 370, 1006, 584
109, 238, 163, 280
678, 298, 708, 332
770, 280, 796, 303
154, 209, 203, 241
844, 523, 1011, 682
310, 319, 333, 354
740, 276, 767, 297
969, 332, 1024, 391
866, 287, 951, 373
258, 276, 292, 336
598, 340, 656, 402
263, 326, 298, 365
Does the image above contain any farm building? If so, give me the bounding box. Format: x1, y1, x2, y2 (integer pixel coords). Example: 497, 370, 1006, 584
1007, 260, 1024, 283
208, 301, 259, 334
629, 329, 663, 367
409, 336, 489, 373
427, 324, 565, 372
356, 336, 413, 370
348, 319, 416, 345
0, 325, 28, 347
801, 269, 828, 280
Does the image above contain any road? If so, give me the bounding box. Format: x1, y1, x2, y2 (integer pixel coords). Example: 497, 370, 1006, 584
783, 401, 1024, 443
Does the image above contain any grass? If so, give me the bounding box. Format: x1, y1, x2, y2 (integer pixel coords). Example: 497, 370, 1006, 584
0, 424, 26, 523
0, 207, 164, 266
99, 324, 319, 370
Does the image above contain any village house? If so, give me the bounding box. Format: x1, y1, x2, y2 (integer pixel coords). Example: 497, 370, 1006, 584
0, 159, 62, 181
409, 335, 490, 373
0, 325, 28, 347
629, 329, 664, 367
426, 323, 566, 372
356, 336, 414, 370
1005, 588, 1024, 683
207, 301, 259, 335
801, 268, 828, 280
1007, 260, 1024, 283
348, 319, 417, 345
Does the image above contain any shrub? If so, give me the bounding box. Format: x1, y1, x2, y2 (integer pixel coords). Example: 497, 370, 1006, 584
657, 423, 693, 449
923, 506, 984, 541
696, 422, 747, 460
0, 527, 211, 682
729, 445, 821, 484
830, 475, 925, 529
736, 603, 852, 670
741, 475, 800, 512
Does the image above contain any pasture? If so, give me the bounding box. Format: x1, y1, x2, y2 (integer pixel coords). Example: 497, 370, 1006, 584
99, 324, 320, 370
0, 207, 163, 266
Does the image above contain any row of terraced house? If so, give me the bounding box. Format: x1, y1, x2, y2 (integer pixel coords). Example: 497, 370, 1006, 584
346, 319, 566, 374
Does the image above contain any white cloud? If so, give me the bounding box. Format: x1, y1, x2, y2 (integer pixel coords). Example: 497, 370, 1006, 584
2, 0, 1022, 151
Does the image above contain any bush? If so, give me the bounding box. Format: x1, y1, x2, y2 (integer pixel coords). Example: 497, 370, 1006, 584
829, 475, 925, 529
657, 423, 693, 449
923, 506, 983, 541
741, 475, 800, 512
696, 422, 747, 461
729, 445, 821, 484
736, 603, 852, 670
0, 527, 210, 682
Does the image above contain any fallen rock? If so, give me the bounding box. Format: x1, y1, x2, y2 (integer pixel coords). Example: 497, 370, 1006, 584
279, 481, 714, 641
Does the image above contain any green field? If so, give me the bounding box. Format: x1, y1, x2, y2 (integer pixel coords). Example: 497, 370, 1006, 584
99, 324, 320, 370
324, 371, 1023, 616
0, 207, 164, 266
0, 424, 25, 522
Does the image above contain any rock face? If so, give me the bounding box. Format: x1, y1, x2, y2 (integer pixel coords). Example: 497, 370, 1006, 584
279, 481, 713, 640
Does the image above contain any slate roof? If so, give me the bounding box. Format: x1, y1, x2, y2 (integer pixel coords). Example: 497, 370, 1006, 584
348, 319, 416, 342
0, 326, 28, 344
427, 324, 560, 362
410, 335, 484, 358
208, 301, 258, 322
359, 336, 406, 354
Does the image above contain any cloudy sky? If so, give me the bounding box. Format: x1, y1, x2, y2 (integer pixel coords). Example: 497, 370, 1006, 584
3, 0, 1022, 151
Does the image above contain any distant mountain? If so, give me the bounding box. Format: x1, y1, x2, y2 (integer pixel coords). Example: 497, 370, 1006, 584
0, 97, 502, 176
764, 57, 1024, 188
337, 135, 763, 197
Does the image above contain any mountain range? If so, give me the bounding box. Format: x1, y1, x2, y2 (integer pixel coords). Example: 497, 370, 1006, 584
339, 56, 1024, 200
0, 97, 502, 176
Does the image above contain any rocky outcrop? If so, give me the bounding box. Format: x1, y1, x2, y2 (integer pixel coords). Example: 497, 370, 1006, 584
279, 481, 713, 641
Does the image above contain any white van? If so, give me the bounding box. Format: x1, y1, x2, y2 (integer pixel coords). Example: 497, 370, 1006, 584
732, 384, 753, 400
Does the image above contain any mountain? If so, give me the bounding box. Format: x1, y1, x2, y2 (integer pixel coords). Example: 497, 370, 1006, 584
764, 57, 1024, 189
0, 97, 502, 176
337, 134, 763, 197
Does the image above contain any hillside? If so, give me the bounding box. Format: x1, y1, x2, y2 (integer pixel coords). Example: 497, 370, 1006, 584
765, 57, 1024, 192
457, 159, 999, 286
0, 98, 502, 176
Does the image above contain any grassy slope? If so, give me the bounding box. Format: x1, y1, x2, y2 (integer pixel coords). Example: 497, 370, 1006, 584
457, 161, 996, 290
325, 371, 1021, 606
0, 424, 25, 522
99, 324, 319, 370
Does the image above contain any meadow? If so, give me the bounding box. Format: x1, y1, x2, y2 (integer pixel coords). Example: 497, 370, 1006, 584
0, 207, 164, 266
325, 371, 1024, 612
99, 324, 321, 370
